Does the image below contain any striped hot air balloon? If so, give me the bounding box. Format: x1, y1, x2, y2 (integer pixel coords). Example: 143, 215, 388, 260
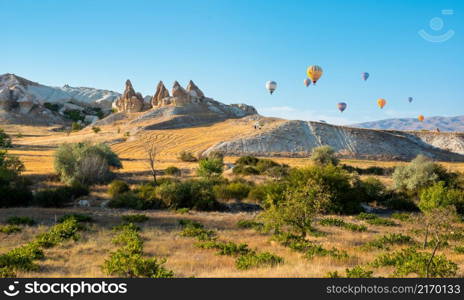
306, 65, 323, 84
265, 81, 277, 94
361, 72, 370, 81
337, 102, 347, 112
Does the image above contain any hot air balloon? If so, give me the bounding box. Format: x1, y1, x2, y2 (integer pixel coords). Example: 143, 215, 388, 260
304, 78, 311, 87
377, 98, 386, 109
337, 102, 347, 113
418, 115, 424, 122
408, 97, 413, 103
265, 81, 277, 94
306, 65, 323, 84
361, 72, 370, 81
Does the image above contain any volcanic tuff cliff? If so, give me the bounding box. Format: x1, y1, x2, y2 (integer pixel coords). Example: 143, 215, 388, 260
204, 120, 464, 161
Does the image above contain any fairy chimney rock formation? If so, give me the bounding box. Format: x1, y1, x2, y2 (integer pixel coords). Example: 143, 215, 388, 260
114, 80, 144, 112
151, 81, 170, 107
186, 80, 205, 98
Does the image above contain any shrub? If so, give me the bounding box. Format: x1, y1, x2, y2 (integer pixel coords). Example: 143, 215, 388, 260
196, 241, 252, 256
134, 184, 165, 209
0, 129, 12, 148
54, 142, 122, 185
71, 122, 82, 131
57, 214, 93, 223
34, 184, 89, 208
392, 155, 449, 193
319, 218, 367, 232
363, 233, 415, 250
371, 247, 457, 278
248, 181, 284, 203
178, 151, 197, 162
64, 110, 85, 122
164, 166, 181, 177
356, 212, 397, 226
178, 220, 217, 241
255, 159, 279, 173
235, 156, 259, 166
357, 177, 387, 202
213, 182, 251, 200
6, 216, 36, 226
0, 267, 16, 278
237, 220, 265, 231
197, 157, 223, 178
345, 266, 374, 278
391, 212, 412, 222
232, 165, 260, 175
157, 180, 220, 211
310, 145, 339, 166
454, 246, 464, 254
34, 218, 81, 248
122, 214, 149, 223
43, 102, 60, 112
108, 192, 144, 209
419, 182, 464, 214
91, 126, 101, 133
0, 151, 33, 207
0, 225, 22, 234
235, 252, 283, 270
108, 180, 130, 198
383, 193, 419, 211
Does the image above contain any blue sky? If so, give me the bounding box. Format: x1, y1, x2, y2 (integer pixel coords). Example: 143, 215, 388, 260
2, 0, 463, 124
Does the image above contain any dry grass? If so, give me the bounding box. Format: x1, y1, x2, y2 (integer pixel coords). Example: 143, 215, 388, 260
2, 207, 464, 278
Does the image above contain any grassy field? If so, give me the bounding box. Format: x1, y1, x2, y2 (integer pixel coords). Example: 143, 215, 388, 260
2, 207, 464, 278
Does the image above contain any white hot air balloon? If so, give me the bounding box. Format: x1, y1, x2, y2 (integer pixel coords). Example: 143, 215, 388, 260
266, 81, 277, 95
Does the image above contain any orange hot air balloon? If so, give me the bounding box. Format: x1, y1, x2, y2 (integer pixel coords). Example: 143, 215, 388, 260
418, 115, 425, 122
377, 98, 386, 109
306, 65, 323, 84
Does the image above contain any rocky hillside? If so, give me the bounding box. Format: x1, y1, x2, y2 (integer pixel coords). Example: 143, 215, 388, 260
0, 73, 120, 125
204, 120, 464, 161
352, 116, 464, 132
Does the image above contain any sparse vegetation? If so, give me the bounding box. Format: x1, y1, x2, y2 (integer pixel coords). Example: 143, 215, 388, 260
0, 129, 12, 148
178, 151, 197, 162
91, 126, 101, 133
6, 216, 36, 226
310, 145, 339, 166
319, 218, 367, 232
164, 166, 181, 176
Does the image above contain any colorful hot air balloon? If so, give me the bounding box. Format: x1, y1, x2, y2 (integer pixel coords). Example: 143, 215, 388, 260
265, 81, 277, 94
418, 115, 425, 122
377, 98, 386, 109
304, 78, 311, 87
408, 97, 413, 103
361, 72, 370, 81
337, 102, 347, 112
306, 65, 323, 84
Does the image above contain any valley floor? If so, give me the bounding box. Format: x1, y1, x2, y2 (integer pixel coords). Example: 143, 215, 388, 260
2, 207, 464, 278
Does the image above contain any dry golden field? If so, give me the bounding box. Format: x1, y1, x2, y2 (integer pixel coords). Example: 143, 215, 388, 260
1, 207, 464, 278
2, 122, 464, 278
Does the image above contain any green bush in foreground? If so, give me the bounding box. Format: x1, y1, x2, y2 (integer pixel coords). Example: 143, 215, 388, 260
319, 218, 367, 232
122, 214, 149, 223
196, 241, 252, 256
363, 233, 415, 250
57, 213, 93, 223
371, 247, 457, 278
327, 266, 374, 278
0, 225, 22, 234
108, 180, 130, 198
235, 252, 283, 270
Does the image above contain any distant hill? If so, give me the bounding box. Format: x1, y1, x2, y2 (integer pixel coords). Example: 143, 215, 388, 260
352, 116, 464, 132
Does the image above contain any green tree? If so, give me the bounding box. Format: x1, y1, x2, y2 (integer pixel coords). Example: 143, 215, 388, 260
197, 157, 223, 178
0, 129, 12, 148
310, 145, 339, 166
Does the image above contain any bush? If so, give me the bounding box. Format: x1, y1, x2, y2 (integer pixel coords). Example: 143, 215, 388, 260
310, 145, 339, 166
356, 213, 397, 226
235, 252, 283, 270
383, 192, 419, 211
178, 219, 217, 241
391, 212, 412, 222
392, 155, 449, 193
371, 247, 457, 278
196, 241, 252, 256
57, 214, 93, 223
232, 165, 260, 175
108, 192, 145, 210
363, 233, 415, 250
71, 122, 82, 131
319, 218, 367, 232
237, 220, 265, 231
0, 225, 22, 234
0, 151, 33, 207
356, 177, 387, 202
341, 164, 395, 176
164, 166, 181, 177
135, 184, 165, 209
34, 184, 89, 208
64, 110, 85, 122
43, 102, 60, 112
235, 156, 259, 166
197, 157, 223, 178
108, 180, 130, 198
419, 182, 464, 214
34, 219, 81, 248
157, 180, 220, 211
122, 214, 149, 223
178, 151, 197, 162
54, 142, 122, 185
213, 182, 251, 200
91, 126, 101, 133
6, 216, 36, 226
345, 266, 374, 278
0, 129, 12, 148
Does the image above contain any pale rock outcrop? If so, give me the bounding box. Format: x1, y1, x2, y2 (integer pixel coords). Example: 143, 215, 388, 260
114, 80, 145, 113
151, 81, 170, 107
186, 80, 204, 98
